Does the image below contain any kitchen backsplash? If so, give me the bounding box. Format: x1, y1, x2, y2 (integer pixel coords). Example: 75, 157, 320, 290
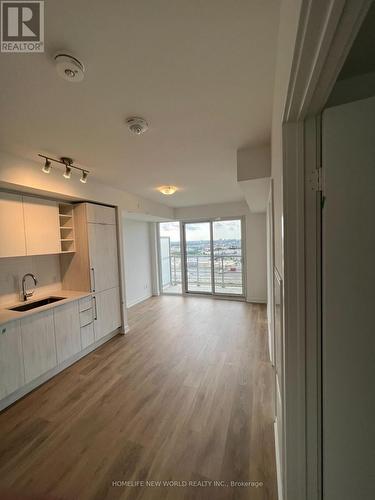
0, 254, 62, 306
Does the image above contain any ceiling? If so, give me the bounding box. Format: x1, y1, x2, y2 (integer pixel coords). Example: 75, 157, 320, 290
0, 0, 279, 208
338, 2, 375, 80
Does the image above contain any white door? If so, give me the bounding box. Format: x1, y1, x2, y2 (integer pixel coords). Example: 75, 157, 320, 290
322, 96, 375, 500
93, 287, 121, 341
0, 321, 24, 398
88, 223, 119, 292
0, 192, 26, 258
21, 310, 57, 383
23, 196, 60, 255
54, 301, 81, 364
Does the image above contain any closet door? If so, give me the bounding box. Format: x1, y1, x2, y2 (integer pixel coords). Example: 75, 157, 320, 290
322, 96, 375, 500
88, 223, 119, 292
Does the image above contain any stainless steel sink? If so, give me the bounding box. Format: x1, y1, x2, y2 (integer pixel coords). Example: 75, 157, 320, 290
8, 296, 65, 312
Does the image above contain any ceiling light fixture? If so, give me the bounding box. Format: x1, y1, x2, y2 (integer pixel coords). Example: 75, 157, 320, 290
42, 158, 51, 174
80, 171, 88, 184
38, 154, 89, 183
158, 186, 178, 195
63, 165, 72, 179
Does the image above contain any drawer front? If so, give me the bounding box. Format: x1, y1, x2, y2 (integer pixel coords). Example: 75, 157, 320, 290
81, 323, 94, 349
80, 307, 94, 328
79, 296, 92, 312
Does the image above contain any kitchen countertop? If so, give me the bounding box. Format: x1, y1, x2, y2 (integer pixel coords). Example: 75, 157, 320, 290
0, 290, 92, 326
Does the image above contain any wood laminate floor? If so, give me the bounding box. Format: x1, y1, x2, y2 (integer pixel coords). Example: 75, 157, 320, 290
0, 296, 277, 500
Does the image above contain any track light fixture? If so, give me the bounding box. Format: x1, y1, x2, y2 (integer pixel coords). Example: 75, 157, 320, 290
38, 154, 89, 183
80, 171, 88, 183
42, 158, 51, 174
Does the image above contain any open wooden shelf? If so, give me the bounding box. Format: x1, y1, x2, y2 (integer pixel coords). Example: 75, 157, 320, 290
58, 204, 75, 253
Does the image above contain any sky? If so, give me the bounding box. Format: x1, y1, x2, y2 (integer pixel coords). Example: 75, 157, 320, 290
160, 220, 241, 242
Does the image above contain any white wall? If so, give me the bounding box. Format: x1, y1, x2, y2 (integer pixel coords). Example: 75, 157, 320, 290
123, 219, 153, 308
174, 201, 267, 303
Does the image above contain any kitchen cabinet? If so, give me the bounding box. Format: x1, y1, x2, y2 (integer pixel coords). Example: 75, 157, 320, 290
21, 310, 57, 383
81, 323, 94, 349
88, 223, 119, 292
54, 301, 81, 364
23, 196, 60, 255
94, 287, 121, 341
0, 192, 26, 258
0, 320, 25, 399
86, 203, 116, 225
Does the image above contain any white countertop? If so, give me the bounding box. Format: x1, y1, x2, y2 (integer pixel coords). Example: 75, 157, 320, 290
0, 290, 92, 326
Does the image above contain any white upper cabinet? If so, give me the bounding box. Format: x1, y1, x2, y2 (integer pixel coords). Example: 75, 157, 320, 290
23, 196, 61, 255
0, 192, 26, 258
88, 223, 119, 292
85, 203, 116, 225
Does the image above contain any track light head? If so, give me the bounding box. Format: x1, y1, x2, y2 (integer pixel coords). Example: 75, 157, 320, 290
63, 166, 72, 179
42, 158, 51, 174
80, 171, 88, 184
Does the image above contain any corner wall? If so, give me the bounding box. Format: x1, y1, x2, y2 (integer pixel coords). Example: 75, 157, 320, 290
123, 219, 153, 308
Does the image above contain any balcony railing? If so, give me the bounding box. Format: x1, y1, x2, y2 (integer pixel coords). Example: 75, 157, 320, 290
163, 254, 243, 293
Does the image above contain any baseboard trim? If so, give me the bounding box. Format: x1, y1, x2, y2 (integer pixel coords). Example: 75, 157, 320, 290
0, 328, 121, 412
126, 294, 152, 308
246, 297, 267, 304
274, 419, 283, 500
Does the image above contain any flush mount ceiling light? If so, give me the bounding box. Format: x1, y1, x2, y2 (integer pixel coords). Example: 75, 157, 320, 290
38, 154, 89, 183
126, 117, 148, 135
54, 53, 85, 82
158, 185, 178, 195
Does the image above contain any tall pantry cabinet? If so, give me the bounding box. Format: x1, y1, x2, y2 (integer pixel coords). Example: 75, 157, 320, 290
60, 203, 122, 340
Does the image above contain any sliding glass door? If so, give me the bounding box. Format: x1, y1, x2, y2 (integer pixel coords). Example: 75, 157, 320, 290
184, 222, 213, 293
183, 218, 245, 297
212, 219, 243, 295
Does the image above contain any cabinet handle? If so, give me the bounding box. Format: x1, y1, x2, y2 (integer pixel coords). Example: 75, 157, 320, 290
90, 267, 96, 292
93, 296, 98, 320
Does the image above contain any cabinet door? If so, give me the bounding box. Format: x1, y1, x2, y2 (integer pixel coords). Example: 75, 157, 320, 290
23, 196, 60, 255
86, 203, 116, 225
88, 223, 119, 292
54, 301, 81, 364
93, 287, 121, 341
21, 310, 57, 383
0, 321, 25, 399
0, 192, 26, 257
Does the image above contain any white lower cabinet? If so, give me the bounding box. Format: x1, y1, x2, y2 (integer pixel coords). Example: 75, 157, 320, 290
54, 301, 81, 364
21, 310, 57, 383
0, 320, 25, 399
94, 287, 121, 341
81, 323, 95, 349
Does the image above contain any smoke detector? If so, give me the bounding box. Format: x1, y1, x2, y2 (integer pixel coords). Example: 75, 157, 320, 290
54, 53, 85, 82
126, 117, 148, 135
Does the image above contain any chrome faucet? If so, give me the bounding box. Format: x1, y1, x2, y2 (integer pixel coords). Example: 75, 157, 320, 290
22, 273, 38, 301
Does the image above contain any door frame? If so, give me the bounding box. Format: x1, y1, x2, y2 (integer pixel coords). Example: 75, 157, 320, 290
180, 215, 247, 301
279, 1, 371, 500
181, 216, 246, 299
